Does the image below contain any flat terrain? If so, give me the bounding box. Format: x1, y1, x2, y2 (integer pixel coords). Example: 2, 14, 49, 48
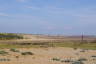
0, 33, 96, 64
0, 47, 96, 64
0, 34, 96, 44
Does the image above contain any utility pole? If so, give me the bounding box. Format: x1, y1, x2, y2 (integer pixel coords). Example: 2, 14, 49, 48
81, 33, 84, 43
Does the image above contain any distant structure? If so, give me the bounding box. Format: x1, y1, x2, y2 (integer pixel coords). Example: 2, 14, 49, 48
81, 34, 84, 43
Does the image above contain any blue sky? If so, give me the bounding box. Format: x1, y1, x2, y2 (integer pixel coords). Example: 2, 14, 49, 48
0, 0, 96, 35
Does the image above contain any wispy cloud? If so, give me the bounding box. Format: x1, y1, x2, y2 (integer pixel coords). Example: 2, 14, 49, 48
24, 5, 96, 25
0, 13, 9, 17
26, 6, 41, 10
16, 0, 26, 2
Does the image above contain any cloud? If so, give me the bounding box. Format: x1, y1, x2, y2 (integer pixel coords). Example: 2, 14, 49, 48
0, 13, 9, 17
48, 6, 96, 24
16, 0, 26, 2
24, 5, 96, 26
26, 6, 41, 10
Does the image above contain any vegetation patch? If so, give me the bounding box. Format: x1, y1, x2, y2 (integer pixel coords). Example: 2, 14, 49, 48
10, 48, 19, 52
78, 58, 87, 61
21, 52, 34, 55
0, 50, 8, 55
72, 61, 84, 64
91, 55, 96, 58
61, 59, 73, 63
0, 58, 10, 61
0, 33, 23, 40
52, 57, 60, 61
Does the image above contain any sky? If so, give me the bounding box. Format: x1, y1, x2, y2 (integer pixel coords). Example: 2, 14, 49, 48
0, 0, 96, 35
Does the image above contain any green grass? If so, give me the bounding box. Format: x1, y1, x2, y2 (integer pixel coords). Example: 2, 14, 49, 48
0, 42, 96, 50
49, 42, 96, 50
0, 43, 43, 48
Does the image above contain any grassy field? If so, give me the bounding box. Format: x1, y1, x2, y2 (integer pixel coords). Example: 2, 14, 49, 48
0, 33, 96, 49
52, 42, 96, 49
0, 42, 96, 50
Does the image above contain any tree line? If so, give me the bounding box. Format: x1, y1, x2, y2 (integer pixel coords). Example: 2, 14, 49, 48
0, 33, 23, 40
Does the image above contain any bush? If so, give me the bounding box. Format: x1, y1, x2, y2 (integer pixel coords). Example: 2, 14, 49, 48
91, 40, 96, 43
72, 61, 84, 64
78, 58, 87, 61
91, 55, 96, 58
15, 56, 19, 59
10, 48, 19, 52
21, 52, 34, 55
0, 59, 10, 61
52, 58, 60, 61
73, 48, 78, 50
61, 59, 72, 63
0, 51, 8, 55
80, 49, 85, 52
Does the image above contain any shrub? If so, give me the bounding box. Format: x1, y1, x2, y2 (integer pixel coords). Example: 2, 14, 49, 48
21, 52, 34, 55
0, 51, 8, 55
73, 48, 78, 50
91, 40, 96, 43
72, 61, 84, 64
91, 55, 96, 58
52, 58, 60, 61
0, 59, 10, 61
80, 50, 85, 52
7, 59, 10, 61
10, 48, 19, 52
78, 58, 87, 61
61, 59, 72, 63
